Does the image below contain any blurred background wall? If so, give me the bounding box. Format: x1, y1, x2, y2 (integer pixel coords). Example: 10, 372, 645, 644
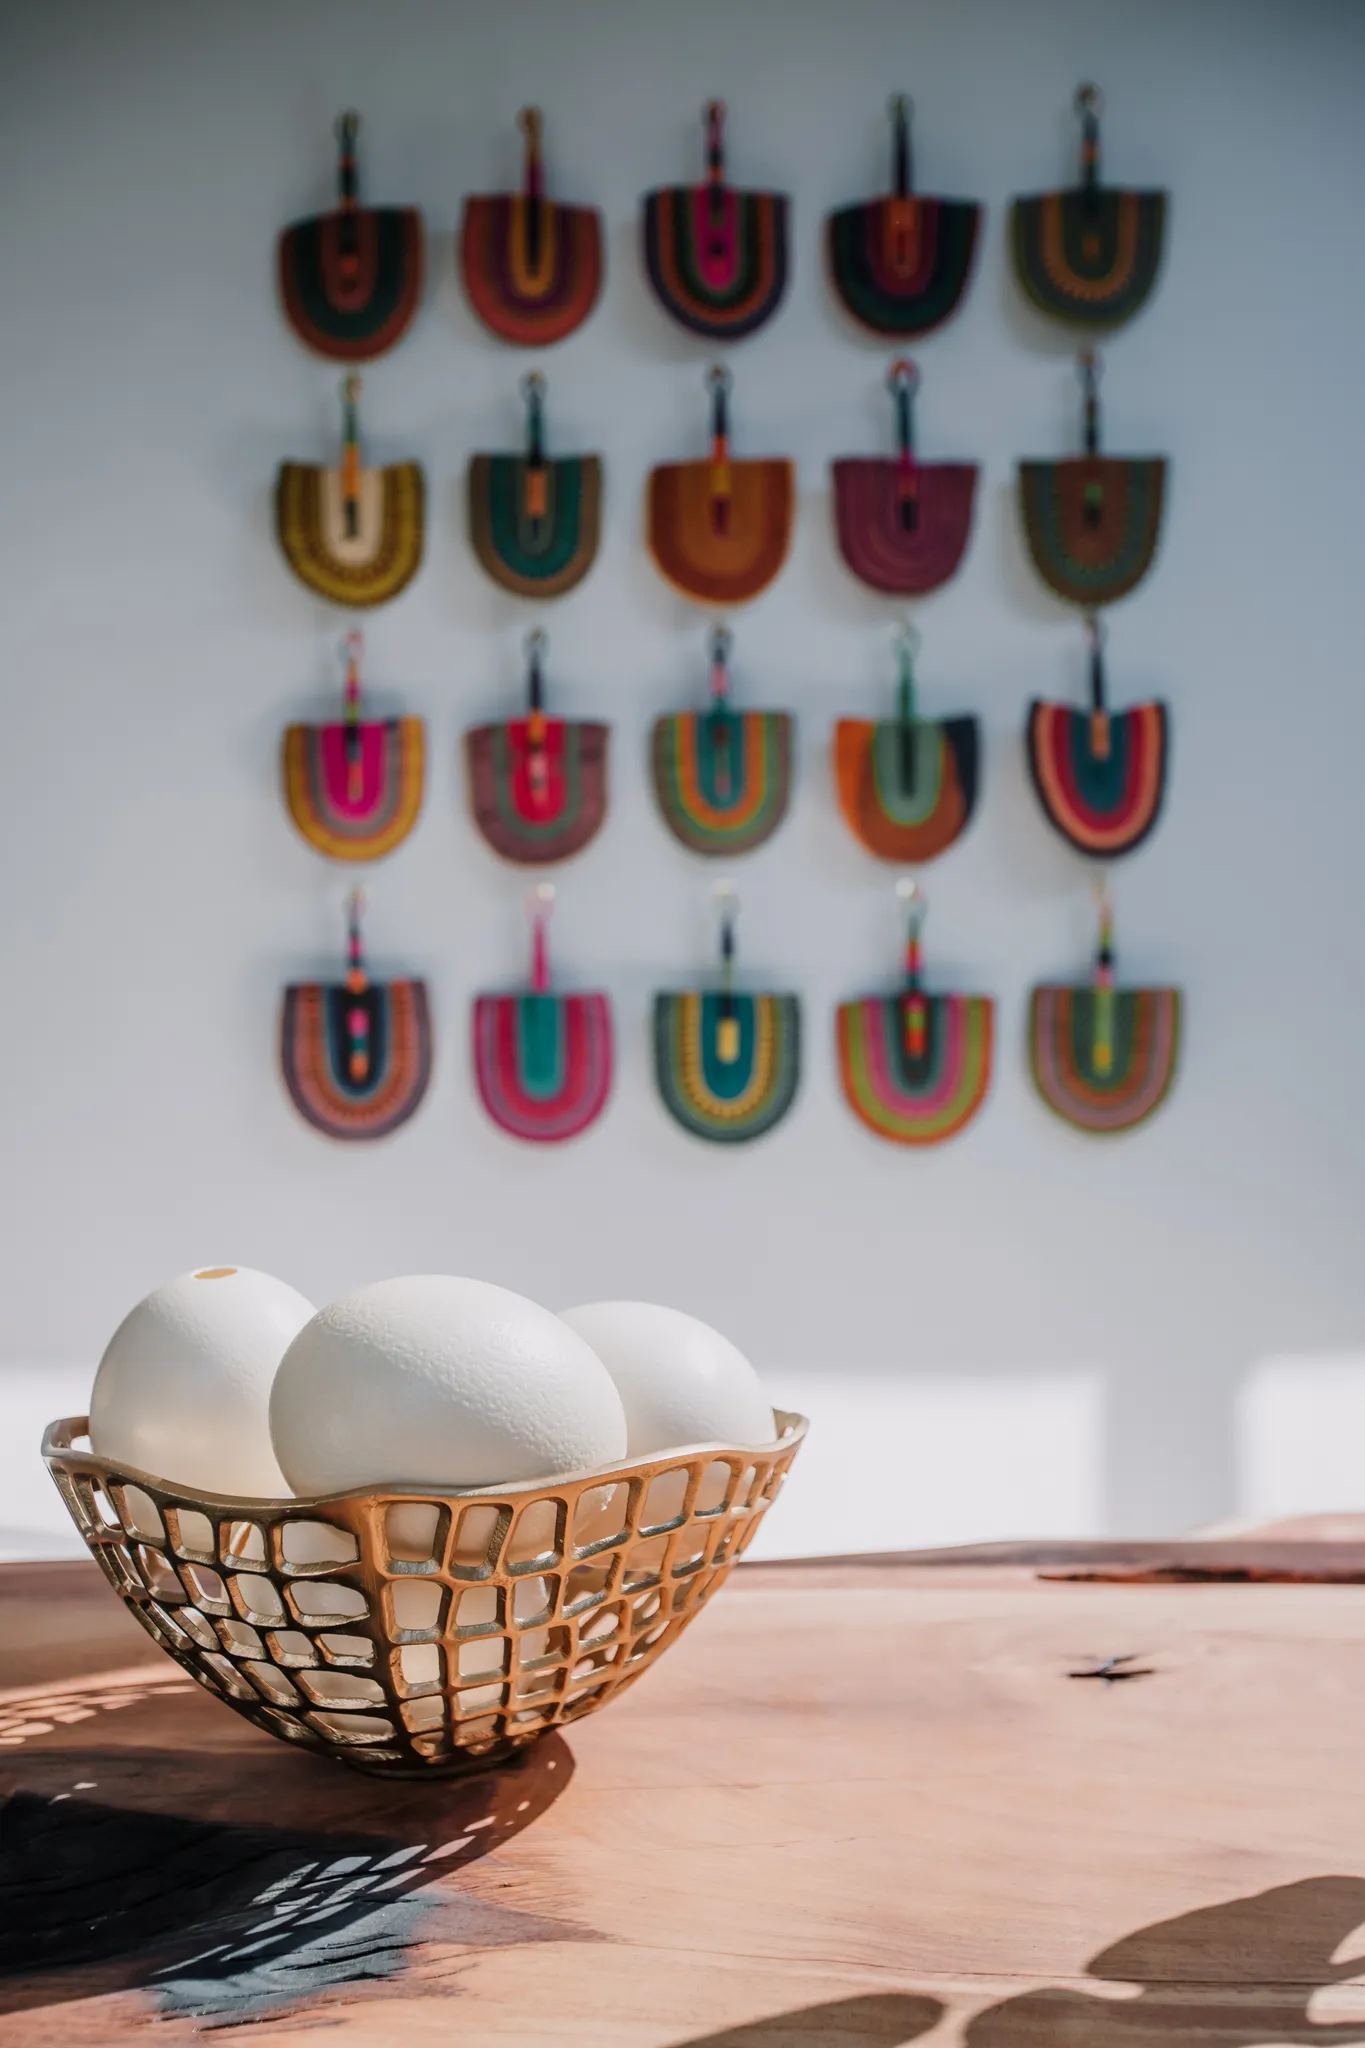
3, 0, 1364, 1557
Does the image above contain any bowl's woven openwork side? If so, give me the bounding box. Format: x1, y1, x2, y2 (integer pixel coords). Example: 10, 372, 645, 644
42, 1412, 806, 1778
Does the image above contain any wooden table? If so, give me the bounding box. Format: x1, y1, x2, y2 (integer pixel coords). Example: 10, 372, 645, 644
6, 1535, 1365, 2044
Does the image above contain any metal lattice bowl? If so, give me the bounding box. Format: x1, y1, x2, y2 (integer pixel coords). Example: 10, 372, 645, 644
42, 1411, 806, 1779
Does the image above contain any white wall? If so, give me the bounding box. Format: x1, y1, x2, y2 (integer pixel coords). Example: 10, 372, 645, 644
3, 0, 1365, 1546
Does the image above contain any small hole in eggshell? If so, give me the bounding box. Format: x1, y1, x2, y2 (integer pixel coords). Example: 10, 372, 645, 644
193, 1268, 237, 1280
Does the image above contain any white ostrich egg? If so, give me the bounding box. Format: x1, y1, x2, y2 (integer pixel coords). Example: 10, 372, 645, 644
90, 1267, 314, 1496
269, 1275, 628, 1496
557, 1301, 775, 1457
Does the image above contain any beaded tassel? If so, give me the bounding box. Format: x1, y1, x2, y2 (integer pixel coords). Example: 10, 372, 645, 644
341, 375, 363, 539
716, 879, 740, 1064
891, 358, 920, 534
342, 630, 364, 804
522, 371, 549, 527
529, 881, 554, 993
1086, 613, 1111, 761
525, 629, 549, 811
897, 877, 927, 1060
344, 889, 370, 1083
1093, 879, 1115, 1075
1080, 349, 1104, 531
708, 363, 733, 536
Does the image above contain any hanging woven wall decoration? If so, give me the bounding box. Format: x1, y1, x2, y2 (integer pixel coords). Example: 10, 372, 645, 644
473, 885, 613, 1144
832, 359, 978, 597
281, 891, 432, 1141
276, 377, 424, 609
827, 95, 981, 339
460, 107, 604, 346
277, 112, 424, 362
837, 880, 993, 1147
282, 630, 425, 862
642, 101, 789, 341
1012, 84, 1167, 331
464, 630, 609, 866
647, 365, 793, 607
1017, 349, 1165, 607
834, 624, 978, 864
1026, 615, 1168, 859
654, 883, 800, 1144
652, 624, 792, 858
467, 373, 601, 599
1029, 883, 1181, 1135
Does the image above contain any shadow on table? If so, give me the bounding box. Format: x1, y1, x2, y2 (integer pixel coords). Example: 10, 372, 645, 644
0, 1710, 586, 2026
672, 1996, 945, 2045
671, 1878, 1365, 2046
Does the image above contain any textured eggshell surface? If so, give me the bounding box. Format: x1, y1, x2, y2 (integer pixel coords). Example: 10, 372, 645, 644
89, 1267, 314, 1496
269, 1274, 629, 1495
557, 1300, 776, 1458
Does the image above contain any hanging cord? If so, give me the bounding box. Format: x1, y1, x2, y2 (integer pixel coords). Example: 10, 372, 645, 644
896, 876, 927, 1061
894, 620, 920, 792
528, 881, 554, 995
340, 375, 362, 540
344, 888, 371, 1084
1076, 82, 1104, 197
1086, 613, 1110, 760
519, 105, 545, 270
521, 370, 549, 528
334, 110, 361, 279
1078, 348, 1104, 530
714, 878, 740, 1064
524, 628, 549, 811
707, 621, 735, 800
889, 93, 913, 198
342, 629, 364, 804
1092, 874, 1115, 1075
707, 362, 733, 537
889, 357, 920, 534
703, 99, 728, 257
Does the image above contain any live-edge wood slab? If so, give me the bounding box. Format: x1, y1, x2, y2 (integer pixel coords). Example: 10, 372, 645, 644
6, 1541, 1365, 2044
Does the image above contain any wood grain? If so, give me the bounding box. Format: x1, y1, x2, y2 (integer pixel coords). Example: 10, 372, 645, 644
6, 1546, 1365, 2043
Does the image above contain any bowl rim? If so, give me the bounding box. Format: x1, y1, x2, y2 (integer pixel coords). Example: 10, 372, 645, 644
42, 1410, 809, 1512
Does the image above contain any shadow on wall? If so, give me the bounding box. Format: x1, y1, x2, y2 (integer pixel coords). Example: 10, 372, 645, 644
668, 1878, 1365, 2045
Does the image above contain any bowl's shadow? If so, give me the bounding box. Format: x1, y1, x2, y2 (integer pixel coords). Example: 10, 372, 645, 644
0, 1701, 583, 2026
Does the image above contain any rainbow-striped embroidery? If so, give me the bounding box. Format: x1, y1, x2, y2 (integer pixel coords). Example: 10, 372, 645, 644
467, 374, 600, 599
654, 886, 799, 1144
280, 895, 430, 1142
832, 360, 977, 598
651, 627, 792, 858
655, 992, 800, 1145
1026, 618, 1167, 858
1018, 350, 1165, 608
642, 102, 788, 341
460, 109, 603, 347
838, 995, 993, 1147
464, 634, 608, 867
1011, 87, 1166, 330
836, 882, 992, 1146
1029, 888, 1180, 1133
648, 366, 792, 608
275, 378, 423, 610
473, 887, 613, 1145
282, 633, 424, 862
277, 113, 424, 362
834, 627, 978, 864
826, 99, 980, 339
474, 994, 613, 1144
